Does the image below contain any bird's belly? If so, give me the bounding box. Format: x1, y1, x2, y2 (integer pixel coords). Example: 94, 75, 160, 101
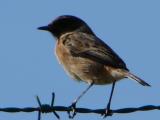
62, 59, 123, 85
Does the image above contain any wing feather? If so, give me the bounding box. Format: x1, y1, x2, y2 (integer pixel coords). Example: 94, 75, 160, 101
63, 32, 128, 70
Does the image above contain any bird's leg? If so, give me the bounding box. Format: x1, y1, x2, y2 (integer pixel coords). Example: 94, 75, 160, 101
68, 82, 94, 118
103, 81, 116, 118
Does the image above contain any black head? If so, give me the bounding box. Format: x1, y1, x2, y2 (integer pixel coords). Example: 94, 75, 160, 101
38, 15, 94, 39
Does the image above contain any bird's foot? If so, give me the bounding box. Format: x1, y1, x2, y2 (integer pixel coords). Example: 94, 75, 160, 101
102, 107, 112, 118
68, 102, 77, 119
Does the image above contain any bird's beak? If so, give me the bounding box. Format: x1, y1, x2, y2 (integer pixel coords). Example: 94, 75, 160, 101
37, 26, 49, 31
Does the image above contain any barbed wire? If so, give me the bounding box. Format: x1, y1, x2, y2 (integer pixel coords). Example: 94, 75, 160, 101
0, 93, 159, 120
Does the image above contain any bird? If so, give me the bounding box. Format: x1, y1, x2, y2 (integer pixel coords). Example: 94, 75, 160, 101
38, 15, 150, 117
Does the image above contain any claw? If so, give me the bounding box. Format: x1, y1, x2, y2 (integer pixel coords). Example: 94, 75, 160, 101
68, 102, 77, 119
102, 109, 112, 118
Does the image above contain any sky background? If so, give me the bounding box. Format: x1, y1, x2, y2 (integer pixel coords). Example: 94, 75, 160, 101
0, 0, 160, 120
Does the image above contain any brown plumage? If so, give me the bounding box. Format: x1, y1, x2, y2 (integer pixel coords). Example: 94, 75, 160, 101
38, 15, 150, 117
56, 32, 125, 85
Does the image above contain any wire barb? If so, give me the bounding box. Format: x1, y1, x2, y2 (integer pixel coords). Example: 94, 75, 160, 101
51, 93, 60, 120
36, 93, 60, 120
36, 96, 42, 120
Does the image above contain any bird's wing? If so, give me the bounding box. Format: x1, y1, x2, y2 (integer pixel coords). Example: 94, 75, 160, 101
63, 32, 128, 70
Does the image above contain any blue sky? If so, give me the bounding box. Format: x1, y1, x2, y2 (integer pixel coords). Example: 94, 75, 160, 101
0, 0, 159, 120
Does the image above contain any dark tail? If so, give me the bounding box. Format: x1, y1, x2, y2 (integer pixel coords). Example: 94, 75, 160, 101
126, 72, 151, 87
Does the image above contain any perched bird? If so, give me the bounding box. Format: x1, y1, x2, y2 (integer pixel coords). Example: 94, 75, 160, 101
38, 15, 150, 117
